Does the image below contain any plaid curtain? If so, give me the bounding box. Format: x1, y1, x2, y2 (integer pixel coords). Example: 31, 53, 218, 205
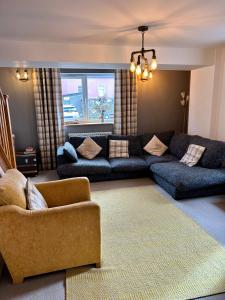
33, 68, 65, 170
114, 70, 137, 135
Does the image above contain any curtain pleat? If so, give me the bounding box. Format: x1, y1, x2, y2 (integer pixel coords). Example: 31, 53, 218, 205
114, 70, 137, 135
33, 68, 64, 170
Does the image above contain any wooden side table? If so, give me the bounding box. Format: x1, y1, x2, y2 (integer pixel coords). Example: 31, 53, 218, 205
16, 151, 39, 177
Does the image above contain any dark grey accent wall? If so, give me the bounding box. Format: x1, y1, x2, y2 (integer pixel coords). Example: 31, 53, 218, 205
137, 70, 190, 134
0, 68, 38, 150
0, 68, 190, 152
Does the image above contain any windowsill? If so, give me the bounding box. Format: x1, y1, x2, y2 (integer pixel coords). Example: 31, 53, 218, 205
65, 122, 114, 127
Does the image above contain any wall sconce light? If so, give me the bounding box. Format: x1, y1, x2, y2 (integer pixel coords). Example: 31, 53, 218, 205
16, 69, 29, 82
180, 91, 189, 133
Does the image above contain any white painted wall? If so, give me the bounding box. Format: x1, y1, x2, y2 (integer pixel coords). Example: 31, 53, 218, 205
210, 48, 225, 141
188, 47, 225, 142
188, 66, 215, 138
0, 38, 215, 70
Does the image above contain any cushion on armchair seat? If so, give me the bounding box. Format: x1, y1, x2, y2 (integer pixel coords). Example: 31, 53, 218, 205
109, 157, 147, 173
143, 154, 178, 167
57, 158, 111, 177
151, 161, 225, 192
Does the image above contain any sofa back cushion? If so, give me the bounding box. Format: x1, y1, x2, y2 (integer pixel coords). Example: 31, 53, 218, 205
169, 133, 191, 159
108, 135, 142, 156
69, 135, 108, 158
63, 142, 78, 162
190, 135, 225, 169
0, 169, 27, 208
141, 131, 174, 151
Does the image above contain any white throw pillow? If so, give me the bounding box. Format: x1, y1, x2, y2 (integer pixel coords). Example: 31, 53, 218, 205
144, 135, 168, 156
76, 137, 102, 160
26, 178, 48, 210
0, 166, 5, 178
180, 144, 205, 167
109, 140, 129, 158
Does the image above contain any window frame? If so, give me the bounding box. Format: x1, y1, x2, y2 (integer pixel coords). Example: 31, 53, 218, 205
61, 72, 115, 125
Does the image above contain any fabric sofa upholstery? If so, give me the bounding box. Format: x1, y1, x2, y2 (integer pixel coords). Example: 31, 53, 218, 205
57, 158, 111, 178
169, 133, 190, 159
143, 154, 178, 167
69, 135, 108, 158
108, 135, 142, 156
109, 157, 147, 173
141, 130, 174, 150
151, 162, 225, 192
190, 135, 225, 169
57, 131, 225, 200
0, 176, 101, 284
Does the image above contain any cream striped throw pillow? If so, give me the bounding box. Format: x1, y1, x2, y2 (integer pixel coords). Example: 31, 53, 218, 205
180, 144, 205, 167
109, 140, 129, 158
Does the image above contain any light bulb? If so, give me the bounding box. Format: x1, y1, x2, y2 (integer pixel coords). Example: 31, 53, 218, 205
136, 64, 141, 76
24, 70, 28, 80
150, 58, 157, 70
16, 70, 21, 80
130, 61, 136, 73
142, 68, 149, 78
149, 71, 153, 79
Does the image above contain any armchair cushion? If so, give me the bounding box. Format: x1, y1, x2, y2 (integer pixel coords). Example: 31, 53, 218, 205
26, 178, 48, 210
0, 169, 27, 208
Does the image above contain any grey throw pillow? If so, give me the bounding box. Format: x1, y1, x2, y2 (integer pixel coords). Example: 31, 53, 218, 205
26, 178, 48, 210
63, 142, 78, 162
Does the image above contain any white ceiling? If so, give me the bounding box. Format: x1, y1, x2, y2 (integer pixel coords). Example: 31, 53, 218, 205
1, 0, 225, 48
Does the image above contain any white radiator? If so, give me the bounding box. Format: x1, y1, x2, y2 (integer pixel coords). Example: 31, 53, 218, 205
68, 131, 112, 138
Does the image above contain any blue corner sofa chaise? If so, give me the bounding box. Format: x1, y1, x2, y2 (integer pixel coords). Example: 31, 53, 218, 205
57, 131, 225, 200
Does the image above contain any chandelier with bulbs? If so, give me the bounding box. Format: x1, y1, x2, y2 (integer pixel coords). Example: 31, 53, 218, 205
129, 25, 157, 81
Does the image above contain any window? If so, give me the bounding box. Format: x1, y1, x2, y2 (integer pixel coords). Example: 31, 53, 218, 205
61, 73, 115, 124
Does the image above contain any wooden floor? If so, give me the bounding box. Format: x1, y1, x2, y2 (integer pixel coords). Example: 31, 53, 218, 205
0, 173, 225, 300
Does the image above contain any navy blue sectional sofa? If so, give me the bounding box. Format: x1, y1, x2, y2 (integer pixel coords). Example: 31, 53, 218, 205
57, 131, 225, 200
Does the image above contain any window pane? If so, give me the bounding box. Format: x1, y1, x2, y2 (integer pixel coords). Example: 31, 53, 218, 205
61, 78, 84, 122
87, 75, 114, 122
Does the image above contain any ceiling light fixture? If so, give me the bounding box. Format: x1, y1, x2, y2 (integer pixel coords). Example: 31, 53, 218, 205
129, 26, 157, 82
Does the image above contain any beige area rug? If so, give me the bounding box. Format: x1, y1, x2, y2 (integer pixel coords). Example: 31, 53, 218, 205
66, 185, 225, 300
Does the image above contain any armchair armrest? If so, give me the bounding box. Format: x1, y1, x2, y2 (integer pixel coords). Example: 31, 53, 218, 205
0, 202, 101, 283
35, 177, 91, 207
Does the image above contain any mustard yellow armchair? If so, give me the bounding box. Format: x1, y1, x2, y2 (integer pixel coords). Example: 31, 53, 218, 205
0, 176, 101, 284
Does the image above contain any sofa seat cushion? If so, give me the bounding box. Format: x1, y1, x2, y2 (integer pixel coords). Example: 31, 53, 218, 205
0, 169, 27, 208
151, 162, 225, 192
144, 154, 178, 167
109, 156, 147, 173
57, 158, 111, 177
